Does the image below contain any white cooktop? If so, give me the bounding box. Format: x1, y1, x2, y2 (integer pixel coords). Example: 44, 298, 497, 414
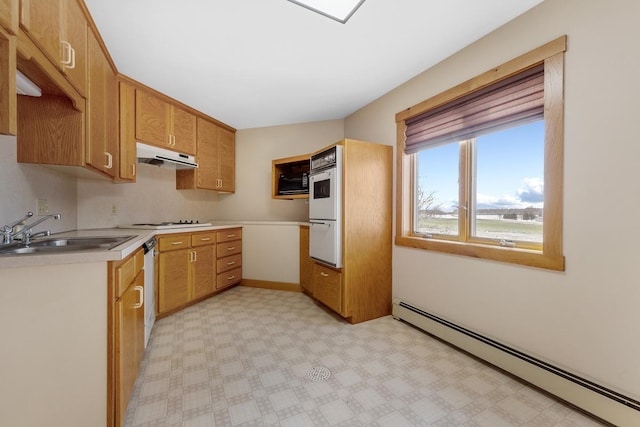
119, 222, 212, 230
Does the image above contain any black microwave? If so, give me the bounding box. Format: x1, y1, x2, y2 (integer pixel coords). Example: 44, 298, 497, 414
278, 172, 309, 195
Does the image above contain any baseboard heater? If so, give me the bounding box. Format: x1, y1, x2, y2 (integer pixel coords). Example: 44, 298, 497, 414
392, 299, 640, 427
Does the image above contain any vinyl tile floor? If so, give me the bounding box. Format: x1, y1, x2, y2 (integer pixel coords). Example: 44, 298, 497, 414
124, 286, 608, 427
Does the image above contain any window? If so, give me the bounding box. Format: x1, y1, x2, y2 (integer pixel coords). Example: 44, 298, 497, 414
395, 36, 566, 270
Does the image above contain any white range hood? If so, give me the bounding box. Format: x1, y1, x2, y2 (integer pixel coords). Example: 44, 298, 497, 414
136, 142, 198, 169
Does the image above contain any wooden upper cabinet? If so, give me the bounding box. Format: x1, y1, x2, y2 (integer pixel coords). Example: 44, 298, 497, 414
0, 0, 19, 34
86, 28, 117, 178
172, 105, 196, 154
60, 0, 86, 96
0, 26, 17, 136
19, 0, 87, 96
118, 81, 136, 181
176, 117, 235, 192
217, 126, 235, 192
135, 89, 196, 155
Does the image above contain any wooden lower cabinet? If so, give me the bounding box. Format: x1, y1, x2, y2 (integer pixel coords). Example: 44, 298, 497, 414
299, 225, 313, 295
108, 247, 145, 427
216, 228, 242, 289
312, 263, 342, 314
157, 228, 240, 317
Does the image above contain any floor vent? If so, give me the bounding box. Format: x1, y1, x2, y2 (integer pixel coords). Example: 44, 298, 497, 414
392, 298, 639, 427
307, 366, 331, 382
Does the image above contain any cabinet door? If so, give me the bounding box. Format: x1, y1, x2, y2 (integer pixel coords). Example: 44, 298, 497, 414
135, 89, 170, 148
217, 126, 235, 192
115, 271, 144, 427
313, 263, 342, 314
0, 0, 18, 34
299, 226, 313, 295
172, 105, 196, 155
20, 0, 62, 69
119, 81, 136, 180
158, 249, 190, 313
195, 118, 217, 189
87, 29, 117, 178
0, 27, 16, 136
193, 245, 215, 299
61, 0, 86, 96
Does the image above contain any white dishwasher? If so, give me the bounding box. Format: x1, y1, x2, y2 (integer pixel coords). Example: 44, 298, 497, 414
142, 237, 157, 347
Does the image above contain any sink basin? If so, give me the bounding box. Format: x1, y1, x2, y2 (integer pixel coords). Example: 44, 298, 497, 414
0, 235, 136, 256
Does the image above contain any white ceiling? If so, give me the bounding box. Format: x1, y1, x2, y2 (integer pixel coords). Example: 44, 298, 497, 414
83, 0, 543, 130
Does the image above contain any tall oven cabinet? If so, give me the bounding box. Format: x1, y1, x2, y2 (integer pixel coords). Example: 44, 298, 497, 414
309, 139, 393, 324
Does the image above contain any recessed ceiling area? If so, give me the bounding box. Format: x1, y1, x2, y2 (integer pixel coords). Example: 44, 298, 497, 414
83, 0, 543, 130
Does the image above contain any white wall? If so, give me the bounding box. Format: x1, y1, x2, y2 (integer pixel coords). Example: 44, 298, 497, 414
0, 135, 77, 233
76, 163, 220, 228
345, 0, 640, 400
214, 119, 344, 221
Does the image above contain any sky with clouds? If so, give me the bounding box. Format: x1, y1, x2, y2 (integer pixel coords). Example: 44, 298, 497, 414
417, 120, 544, 212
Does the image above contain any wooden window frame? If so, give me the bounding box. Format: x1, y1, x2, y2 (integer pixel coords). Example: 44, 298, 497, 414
395, 36, 566, 271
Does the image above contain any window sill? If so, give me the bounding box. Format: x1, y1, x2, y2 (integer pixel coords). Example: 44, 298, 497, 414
395, 235, 565, 271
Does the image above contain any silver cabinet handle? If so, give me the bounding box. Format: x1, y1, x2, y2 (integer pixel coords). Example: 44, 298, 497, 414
199, 237, 212, 241
227, 261, 236, 266
132, 285, 144, 308
320, 272, 329, 277
60, 41, 72, 66
227, 275, 236, 280
171, 241, 184, 245
227, 246, 235, 251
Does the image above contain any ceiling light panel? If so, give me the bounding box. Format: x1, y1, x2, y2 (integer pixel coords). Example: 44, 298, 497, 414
287, 0, 366, 23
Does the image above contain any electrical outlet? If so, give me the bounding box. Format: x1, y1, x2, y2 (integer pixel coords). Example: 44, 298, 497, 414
111, 204, 118, 216
36, 198, 49, 215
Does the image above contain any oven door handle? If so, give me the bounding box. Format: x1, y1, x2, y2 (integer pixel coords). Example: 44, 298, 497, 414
310, 221, 331, 227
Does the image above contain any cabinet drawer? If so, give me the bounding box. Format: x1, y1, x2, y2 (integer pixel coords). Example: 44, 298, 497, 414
216, 228, 242, 243
217, 240, 242, 257
216, 266, 242, 289
313, 263, 342, 314
158, 234, 190, 251
191, 232, 216, 247
115, 248, 144, 297
217, 253, 242, 273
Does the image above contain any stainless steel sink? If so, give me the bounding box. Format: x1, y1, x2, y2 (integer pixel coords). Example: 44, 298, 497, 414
0, 235, 136, 256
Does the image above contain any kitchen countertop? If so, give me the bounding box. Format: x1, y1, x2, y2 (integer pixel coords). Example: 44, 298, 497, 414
0, 224, 243, 269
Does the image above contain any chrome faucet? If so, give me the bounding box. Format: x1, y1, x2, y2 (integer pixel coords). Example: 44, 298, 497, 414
2, 211, 34, 244
12, 213, 62, 246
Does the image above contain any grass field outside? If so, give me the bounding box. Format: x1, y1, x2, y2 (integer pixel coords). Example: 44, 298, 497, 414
417, 216, 543, 243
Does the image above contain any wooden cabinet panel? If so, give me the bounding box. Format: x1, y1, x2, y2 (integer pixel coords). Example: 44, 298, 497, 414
135, 89, 196, 155
87, 29, 117, 177
217, 126, 235, 192
0, 0, 18, 34
193, 245, 215, 299
191, 231, 216, 247
217, 253, 241, 274
20, 0, 62, 68
176, 118, 235, 192
114, 270, 144, 427
217, 266, 242, 290
20, 0, 86, 96
118, 81, 136, 180
313, 263, 342, 314
172, 105, 196, 154
61, 0, 87, 96
158, 249, 190, 313
217, 240, 241, 258
158, 234, 190, 251
0, 27, 16, 136
216, 228, 242, 243
135, 89, 169, 147
109, 247, 144, 427
299, 225, 313, 295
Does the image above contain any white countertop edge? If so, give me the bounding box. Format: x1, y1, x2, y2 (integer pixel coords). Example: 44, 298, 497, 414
0, 224, 243, 269
210, 220, 307, 226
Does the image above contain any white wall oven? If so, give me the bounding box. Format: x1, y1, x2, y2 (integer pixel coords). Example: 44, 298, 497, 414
309, 145, 343, 268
